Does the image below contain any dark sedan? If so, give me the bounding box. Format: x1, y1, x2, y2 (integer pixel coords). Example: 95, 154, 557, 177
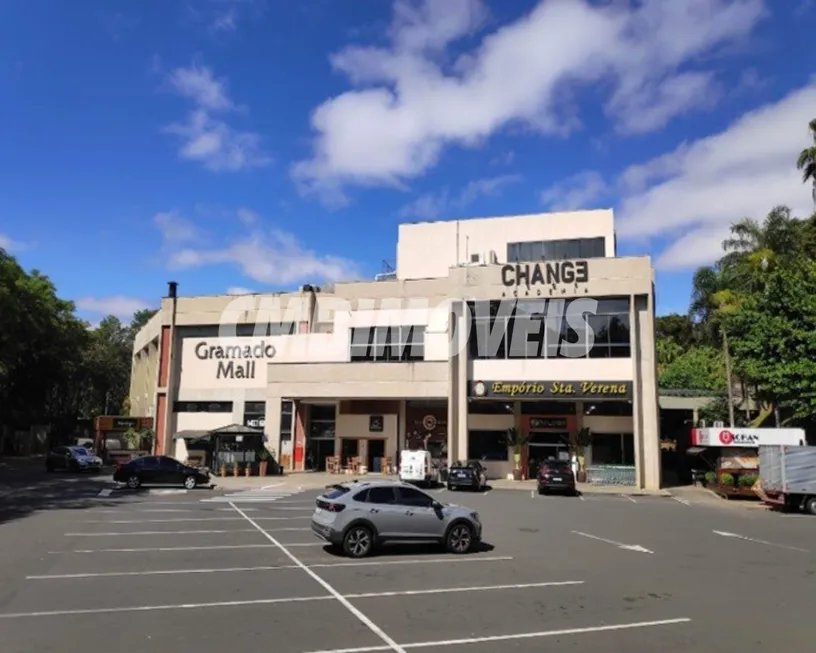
113, 455, 211, 490
537, 460, 576, 495
46, 446, 103, 473
446, 460, 488, 491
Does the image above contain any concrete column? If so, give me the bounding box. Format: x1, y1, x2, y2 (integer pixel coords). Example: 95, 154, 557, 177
630, 296, 644, 489
456, 301, 469, 462
636, 294, 661, 490
398, 400, 407, 459
447, 302, 461, 466
264, 395, 282, 463
692, 407, 699, 428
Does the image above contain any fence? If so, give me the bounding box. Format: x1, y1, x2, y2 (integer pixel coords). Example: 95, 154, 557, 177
585, 464, 637, 486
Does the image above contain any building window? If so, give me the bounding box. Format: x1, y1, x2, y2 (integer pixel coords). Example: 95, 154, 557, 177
173, 401, 233, 413
467, 298, 630, 360
468, 430, 509, 461
591, 433, 635, 465
309, 404, 336, 440
349, 326, 425, 362
584, 402, 633, 416
468, 401, 514, 415
244, 401, 266, 430
507, 237, 605, 262
280, 401, 293, 441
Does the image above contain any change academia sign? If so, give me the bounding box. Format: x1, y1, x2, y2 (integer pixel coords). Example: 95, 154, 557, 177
187, 339, 277, 381
471, 380, 633, 400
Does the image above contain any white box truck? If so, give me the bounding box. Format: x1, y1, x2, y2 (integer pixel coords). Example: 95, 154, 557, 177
756, 445, 816, 515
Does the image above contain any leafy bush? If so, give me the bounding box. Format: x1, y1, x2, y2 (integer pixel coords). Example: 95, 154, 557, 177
739, 474, 758, 487
704, 471, 717, 485
719, 473, 735, 486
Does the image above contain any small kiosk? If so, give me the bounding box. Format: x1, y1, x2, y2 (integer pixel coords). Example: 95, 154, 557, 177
688, 427, 805, 498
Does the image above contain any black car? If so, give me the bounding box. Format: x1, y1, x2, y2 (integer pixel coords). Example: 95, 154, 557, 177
537, 459, 576, 495
447, 460, 488, 491
46, 446, 103, 473
113, 455, 211, 490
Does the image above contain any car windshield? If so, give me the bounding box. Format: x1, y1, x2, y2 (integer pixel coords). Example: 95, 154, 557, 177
70, 447, 89, 456
324, 486, 351, 500
542, 461, 570, 471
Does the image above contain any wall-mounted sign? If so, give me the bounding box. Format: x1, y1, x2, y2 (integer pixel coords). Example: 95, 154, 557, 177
181, 337, 280, 388
501, 261, 589, 288
691, 427, 804, 448
193, 340, 276, 380
471, 380, 632, 400
369, 415, 384, 432
112, 417, 139, 430
244, 414, 266, 429
529, 417, 568, 429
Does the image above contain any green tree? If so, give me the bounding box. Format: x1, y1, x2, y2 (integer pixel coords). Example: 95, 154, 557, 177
797, 118, 816, 203
659, 346, 726, 392
725, 261, 816, 421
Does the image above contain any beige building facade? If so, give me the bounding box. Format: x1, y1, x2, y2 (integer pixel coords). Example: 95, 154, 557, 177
129, 210, 662, 489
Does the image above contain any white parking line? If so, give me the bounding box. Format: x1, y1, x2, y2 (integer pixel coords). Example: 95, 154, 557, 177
65, 527, 311, 536
621, 494, 638, 503
0, 579, 577, 619
65, 529, 258, 536
96, 489, 112, 497
301, 618, 692, 653
26, 555, 515, 580
0, 595, 332, 619
50, 543, 324, 554
83, 516, 309, 523
672, 496, 691, 506
92, 508, 260, 513
347, 581, 583, 598
230, 501, 408, 653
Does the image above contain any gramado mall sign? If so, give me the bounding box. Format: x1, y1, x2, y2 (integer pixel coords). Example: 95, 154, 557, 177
193, 341, 277, 379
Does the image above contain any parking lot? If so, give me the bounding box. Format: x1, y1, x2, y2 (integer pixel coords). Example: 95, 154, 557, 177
1, 480, 815, 653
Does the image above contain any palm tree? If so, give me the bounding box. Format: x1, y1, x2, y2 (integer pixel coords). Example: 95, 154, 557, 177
797, 118, 816, 205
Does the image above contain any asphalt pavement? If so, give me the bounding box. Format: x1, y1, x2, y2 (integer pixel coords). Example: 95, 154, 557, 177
0, 471, 814, 652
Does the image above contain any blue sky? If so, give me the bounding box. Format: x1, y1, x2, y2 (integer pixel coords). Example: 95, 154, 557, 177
1, 0, 815, 324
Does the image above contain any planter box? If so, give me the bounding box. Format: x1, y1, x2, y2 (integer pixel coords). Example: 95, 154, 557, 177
712, 484, 758, 500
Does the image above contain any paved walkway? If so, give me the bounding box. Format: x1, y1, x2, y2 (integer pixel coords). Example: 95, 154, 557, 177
210, 471, 671, 496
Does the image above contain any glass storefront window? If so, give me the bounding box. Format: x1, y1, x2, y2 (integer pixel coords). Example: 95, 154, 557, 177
468, 430, 509, 461
591, 433, 635, 465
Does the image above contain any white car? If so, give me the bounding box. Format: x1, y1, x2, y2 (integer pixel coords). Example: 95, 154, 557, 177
399, 450, 439, 487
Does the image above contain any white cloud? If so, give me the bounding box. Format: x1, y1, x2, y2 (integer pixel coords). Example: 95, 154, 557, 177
164, 64, 269, 172
226, 286, 254, 295
399, 174, 522, 219
292, 0, 766, 203
616, 80, 816, 270
76, 296, 151, 320
0, 233, 25, 252
156, 208, 361, 286
540, 171, 608, 211
490, 151, 515, 166
154, 211, 199, 242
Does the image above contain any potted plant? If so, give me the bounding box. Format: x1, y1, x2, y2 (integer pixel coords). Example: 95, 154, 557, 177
219, 462, 227, 477
232, 460, 240, 477
244, 461, 251, 477
505, 427, 529, 480
258, 449, 269, 477
704, 471, 716, 487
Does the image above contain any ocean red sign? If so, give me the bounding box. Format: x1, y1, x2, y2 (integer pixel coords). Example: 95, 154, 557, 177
719, 430, 735, 445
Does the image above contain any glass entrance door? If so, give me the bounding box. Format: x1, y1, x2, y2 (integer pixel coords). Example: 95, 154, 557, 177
527, 432, 570, 478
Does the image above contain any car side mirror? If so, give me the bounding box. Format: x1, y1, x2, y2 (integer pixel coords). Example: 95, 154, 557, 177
432, 501, 443, 511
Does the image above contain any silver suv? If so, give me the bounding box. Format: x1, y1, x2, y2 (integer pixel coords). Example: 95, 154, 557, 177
310, 480, 482, 558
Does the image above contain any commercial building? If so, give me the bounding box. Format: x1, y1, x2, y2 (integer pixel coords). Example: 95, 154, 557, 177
129, 210, 662, 489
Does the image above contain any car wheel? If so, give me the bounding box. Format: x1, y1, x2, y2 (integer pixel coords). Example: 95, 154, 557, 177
446, 522, 474, 554
805, 496, 816, 516
446, 483, 454, 491
343, 525, 374, 558
183, 475, 197, 490
126, 475, 141, 489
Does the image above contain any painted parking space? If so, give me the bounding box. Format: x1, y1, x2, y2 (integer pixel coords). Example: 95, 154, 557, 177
1, 480, 814, 653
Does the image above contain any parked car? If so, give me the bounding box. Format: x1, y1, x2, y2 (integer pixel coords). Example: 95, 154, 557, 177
537, 459, 576, 495
311, 480, 482, 558
46, 446, 103, 473
113, 455, 211, 490
446, 460, 488, 491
